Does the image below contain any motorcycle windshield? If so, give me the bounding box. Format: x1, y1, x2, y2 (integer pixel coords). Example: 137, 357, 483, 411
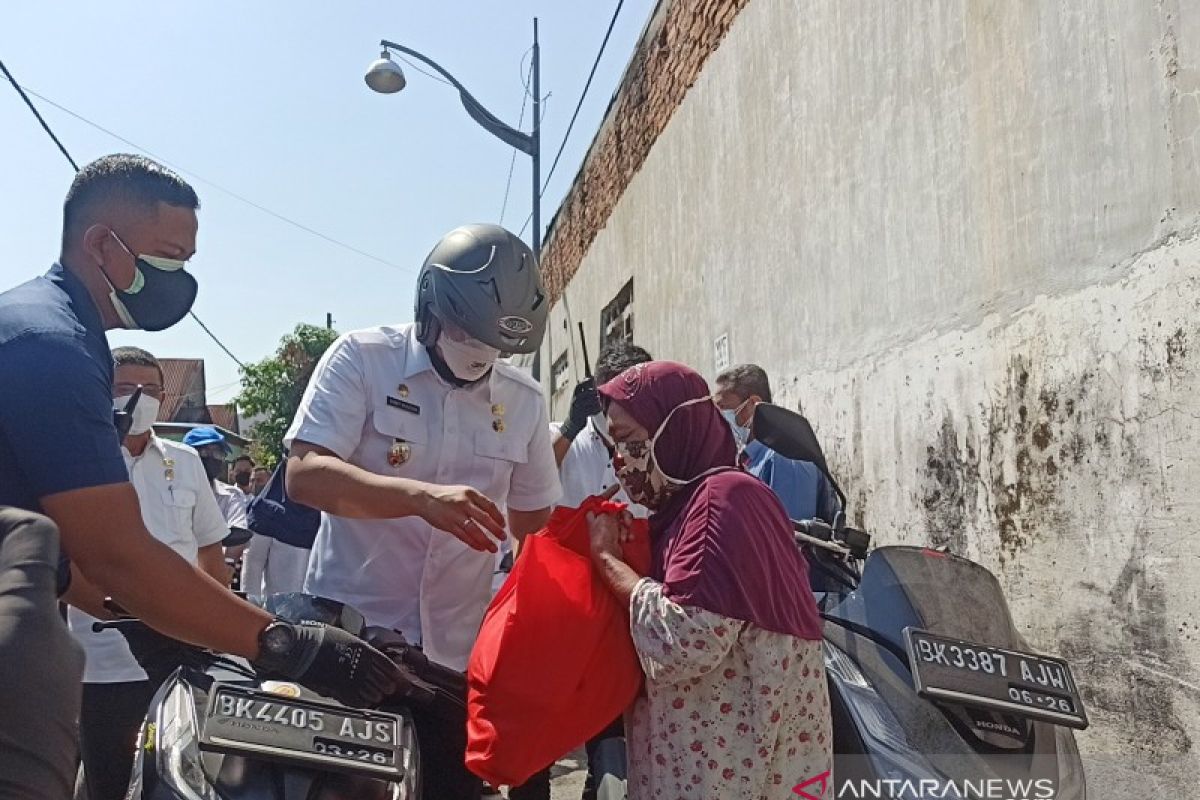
836, 546, 1025, 653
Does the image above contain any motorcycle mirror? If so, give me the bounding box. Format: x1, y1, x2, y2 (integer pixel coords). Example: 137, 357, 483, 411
262, 593, 367, 637
752, 403, 848, 510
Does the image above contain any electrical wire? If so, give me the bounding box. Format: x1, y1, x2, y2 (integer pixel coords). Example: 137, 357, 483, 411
0, 58, 78, 170
187, 311, 245, 369
541, 0, 624, 195
392, 52, 454, 86
1, 56, 249, 369
19, 87, 408, 273
519, 0, 625, 240
500, 56, 534, 225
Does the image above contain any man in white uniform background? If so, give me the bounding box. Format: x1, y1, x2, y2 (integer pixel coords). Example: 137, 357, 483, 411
68, 347, 229, 800
240, 519, 311, 597
285, 224, 560, 800
185, 425, 249, 575
552, 341, 653, 511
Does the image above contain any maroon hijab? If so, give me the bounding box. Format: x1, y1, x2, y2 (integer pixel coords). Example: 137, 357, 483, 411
599, 361, 822, 640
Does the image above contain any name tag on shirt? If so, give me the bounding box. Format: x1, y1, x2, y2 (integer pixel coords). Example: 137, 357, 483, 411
386, 396, 421, 415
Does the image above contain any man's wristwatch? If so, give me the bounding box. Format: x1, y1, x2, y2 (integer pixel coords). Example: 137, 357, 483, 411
256, 620, 298, 668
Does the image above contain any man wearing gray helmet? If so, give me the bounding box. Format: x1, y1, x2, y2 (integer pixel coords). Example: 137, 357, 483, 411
285, 224, 561, 800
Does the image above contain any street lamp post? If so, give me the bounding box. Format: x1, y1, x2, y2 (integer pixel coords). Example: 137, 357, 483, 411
365, 19, 542, 257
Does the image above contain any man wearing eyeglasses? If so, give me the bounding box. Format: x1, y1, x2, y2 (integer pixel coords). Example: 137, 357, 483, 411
68, 346, 230, 800
0, 154, 401, 800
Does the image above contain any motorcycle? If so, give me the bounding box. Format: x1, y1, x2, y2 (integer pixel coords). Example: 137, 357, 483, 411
753, 403, 1088, 799
95, 594, 466, 800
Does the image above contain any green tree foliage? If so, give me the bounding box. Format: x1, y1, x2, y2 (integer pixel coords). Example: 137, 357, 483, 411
236, 323, 338, 467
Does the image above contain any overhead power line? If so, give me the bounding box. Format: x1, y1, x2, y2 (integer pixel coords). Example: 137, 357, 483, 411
500, 52, 534, 225
0, 59, 79, 170
187, 311, 245, 369
0, 56, 247, 369
542, 0, 625, 194
520, 0, 625, 240
17, 86, 408, 273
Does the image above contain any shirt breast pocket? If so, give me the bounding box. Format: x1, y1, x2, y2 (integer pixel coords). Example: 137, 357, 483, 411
472, 431, 528, 493
371, 403, 430, 477
160, 487, 197, 547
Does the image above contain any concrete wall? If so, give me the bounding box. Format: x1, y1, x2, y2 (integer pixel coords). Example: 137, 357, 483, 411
541, 0, 1200, 790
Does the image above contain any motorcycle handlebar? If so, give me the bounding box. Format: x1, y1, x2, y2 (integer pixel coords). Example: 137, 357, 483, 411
94, 618, 463, 712
91, 618, 146, 633
793, 519, 872, 560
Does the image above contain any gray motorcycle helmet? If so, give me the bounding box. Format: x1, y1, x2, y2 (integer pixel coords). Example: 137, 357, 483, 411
414, 223, 548, 354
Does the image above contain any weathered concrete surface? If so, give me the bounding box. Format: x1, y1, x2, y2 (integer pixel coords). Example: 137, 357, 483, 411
799, 234, 1200, 790
539, 0, 1200, 790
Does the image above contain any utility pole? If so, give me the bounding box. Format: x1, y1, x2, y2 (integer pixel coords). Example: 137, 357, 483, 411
326, 312, 333, 330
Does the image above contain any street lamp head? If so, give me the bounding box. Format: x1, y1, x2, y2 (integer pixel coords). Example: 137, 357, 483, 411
365, 50, 406, 94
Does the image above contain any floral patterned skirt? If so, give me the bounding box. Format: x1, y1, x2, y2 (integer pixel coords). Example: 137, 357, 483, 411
626, 579, 832, 800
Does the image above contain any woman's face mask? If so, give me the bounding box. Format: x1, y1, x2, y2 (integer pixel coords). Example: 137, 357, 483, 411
613, 438, 674, 509
605, 396, 729, 510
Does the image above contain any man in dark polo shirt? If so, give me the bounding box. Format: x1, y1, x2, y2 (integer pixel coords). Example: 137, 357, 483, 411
0, 155, 400, 799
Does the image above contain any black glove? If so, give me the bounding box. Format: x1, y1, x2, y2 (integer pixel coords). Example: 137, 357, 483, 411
109, 620, 210, 688
252, 621, 403, 708
560, 378, 601, 441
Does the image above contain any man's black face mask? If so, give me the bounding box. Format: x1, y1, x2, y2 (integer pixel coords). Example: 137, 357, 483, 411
200, 455, 226, 482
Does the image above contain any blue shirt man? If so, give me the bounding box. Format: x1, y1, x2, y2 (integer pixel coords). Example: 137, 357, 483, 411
0, 155, 401, 800
0, 263, 128, 516
742, 438, 840, 522
713, 363, 841, 523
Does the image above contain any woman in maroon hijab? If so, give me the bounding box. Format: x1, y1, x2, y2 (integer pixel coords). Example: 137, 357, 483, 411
589, 361, 831, 800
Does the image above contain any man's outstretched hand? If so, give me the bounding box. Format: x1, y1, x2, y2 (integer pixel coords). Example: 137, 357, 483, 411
418, 484, 507, 552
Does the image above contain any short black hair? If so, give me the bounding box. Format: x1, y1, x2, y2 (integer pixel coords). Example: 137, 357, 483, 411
111, 345, 164, 382
716, 363, 773, 404
595, 341, 652, 385
63, 154, 199, 246
234, 455, 255, 467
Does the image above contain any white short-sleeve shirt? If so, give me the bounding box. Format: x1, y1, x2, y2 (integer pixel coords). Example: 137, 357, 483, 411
284, 323, 561, 669
213, 479, 249, 530
69, 436, 229, 683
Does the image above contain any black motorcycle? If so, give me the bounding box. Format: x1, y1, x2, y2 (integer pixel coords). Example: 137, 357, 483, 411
95, 594, 465, 800
754, 403, 1088, 799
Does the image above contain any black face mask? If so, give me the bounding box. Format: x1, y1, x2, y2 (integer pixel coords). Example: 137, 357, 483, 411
200, 455, 226, 482
105, 231, 198, 332
233, 471, 251, 489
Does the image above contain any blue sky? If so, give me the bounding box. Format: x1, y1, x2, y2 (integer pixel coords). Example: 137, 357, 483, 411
1, 1, 654, 403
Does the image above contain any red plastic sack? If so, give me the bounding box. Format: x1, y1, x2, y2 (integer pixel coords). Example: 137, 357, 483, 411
465, 496, 651, 787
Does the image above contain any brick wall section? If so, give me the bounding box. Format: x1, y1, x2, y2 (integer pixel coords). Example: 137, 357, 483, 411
540, 0, 751, 301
